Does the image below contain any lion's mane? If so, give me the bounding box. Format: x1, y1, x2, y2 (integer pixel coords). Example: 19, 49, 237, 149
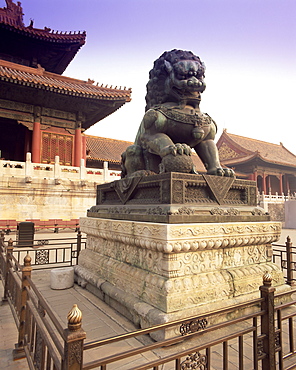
145, 49, 206, 111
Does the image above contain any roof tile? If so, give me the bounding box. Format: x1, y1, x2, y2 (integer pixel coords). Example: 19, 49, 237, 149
0, 1, 86, 43
221, 131, 296, 167
85, 135, 133, 164
0, 59, 132, 101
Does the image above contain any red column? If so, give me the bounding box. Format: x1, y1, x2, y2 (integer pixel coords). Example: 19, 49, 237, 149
285, 175, 290, 194
279, 174, 283, 194
32, 121, 41, 163
82, 135, 86, 161
262, 173, 267, 194
74, 127, 82, 167
254, 171, 257, 182
267, 176, 271, 194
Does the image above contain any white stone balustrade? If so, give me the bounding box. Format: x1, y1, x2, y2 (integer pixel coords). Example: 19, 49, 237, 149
0, 152, 121, 183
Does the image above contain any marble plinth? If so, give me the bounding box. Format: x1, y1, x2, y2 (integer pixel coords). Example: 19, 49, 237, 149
51, 267, 74, 290
75, 216, 290, 340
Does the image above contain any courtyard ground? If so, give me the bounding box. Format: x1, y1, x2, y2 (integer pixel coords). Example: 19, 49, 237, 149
1, 227, 296, 369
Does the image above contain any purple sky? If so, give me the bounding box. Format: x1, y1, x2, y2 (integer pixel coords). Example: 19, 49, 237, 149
12, 0, 296, 152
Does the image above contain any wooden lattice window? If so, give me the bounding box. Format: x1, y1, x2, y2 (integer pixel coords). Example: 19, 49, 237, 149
42, 133, 50, 162
65, 136, 73, 165
58, 136, 65, 164
41, 132, 73, 165
50, 135, 58, 163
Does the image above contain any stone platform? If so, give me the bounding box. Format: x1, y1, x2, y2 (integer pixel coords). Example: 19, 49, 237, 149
76, 216, 289, 340
88, 172, 269, 224
76, 174, 291, 340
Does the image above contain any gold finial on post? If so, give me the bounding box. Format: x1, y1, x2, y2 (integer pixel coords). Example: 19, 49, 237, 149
263, 271, 272, 286
24, 254, 31, 267
64, 304, 86, 369
67, 304, 82, 331
260, 270, 276, 368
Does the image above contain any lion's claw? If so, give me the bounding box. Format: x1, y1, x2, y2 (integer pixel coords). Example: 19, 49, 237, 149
161, 143, 191, 157
223, 168, 235, 177
207, 167, 235, 177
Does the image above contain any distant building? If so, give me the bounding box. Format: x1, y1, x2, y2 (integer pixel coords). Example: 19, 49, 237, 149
85, 136, 133, 171
217, 130, 296, 195
84, 135, 207, 173
0, 0, 131, 166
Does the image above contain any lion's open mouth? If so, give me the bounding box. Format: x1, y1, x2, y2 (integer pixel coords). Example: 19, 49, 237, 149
172, 86, 200, 99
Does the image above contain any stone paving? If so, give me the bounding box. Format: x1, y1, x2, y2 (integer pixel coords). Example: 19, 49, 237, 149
1, 229, 296, 369
0, 284, 29, 369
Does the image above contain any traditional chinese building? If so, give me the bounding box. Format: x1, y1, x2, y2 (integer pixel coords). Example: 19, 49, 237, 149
217, 130, 296, 195
0, 0, 131, 166
84, 135, 206, 172
85, 136, 133, 171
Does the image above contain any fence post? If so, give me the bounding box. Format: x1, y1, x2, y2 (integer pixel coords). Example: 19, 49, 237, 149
0, 231, 4, 270
259, 272, 276, 370
0, 230, 4, 247
0, 232, 6, 298
13, 254, 32, 359
25, 152, 33, 182
3, 238, 14, 301
80, 158, 86, 180
76, 231, 82, 264
286, 236, 294, 286
103, 161, 108, 182
63, 304, 86, 370
54, 155, 61, 183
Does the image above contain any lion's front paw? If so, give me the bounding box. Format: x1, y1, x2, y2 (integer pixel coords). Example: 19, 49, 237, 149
160, 143, 191, 157
223, 168, 235, 177
207, 167, 235, 177
208, 168, 225, 176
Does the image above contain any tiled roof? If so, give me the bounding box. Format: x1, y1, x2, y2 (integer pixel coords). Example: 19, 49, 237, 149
86, 135, 133, 164
85, 134, 206, 172
191, 153, 206, 172
0, 0, 25, 28
220, 131, 296, 167
0, 22, 86, 44
0, 59, 132, 101
0, 1, 86, 44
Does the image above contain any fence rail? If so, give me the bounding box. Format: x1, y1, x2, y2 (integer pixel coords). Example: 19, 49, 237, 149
0, 153, 121, 183
273, 236, 296, 286
11, 232, 86, 269
0, 218, 80, 234
258, 192, 296, 203
1, 232, 296, 369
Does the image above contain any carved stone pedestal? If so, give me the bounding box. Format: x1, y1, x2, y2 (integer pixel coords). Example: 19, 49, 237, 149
76, 174, 291, 340
75, 216, 288, 340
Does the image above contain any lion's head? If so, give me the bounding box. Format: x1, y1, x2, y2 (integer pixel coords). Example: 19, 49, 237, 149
145, 49, 206, 111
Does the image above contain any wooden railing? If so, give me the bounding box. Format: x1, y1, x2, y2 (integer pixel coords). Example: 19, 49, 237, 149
12, 232, 86, 269
273, 236, 296, 286
1, 231, 296, 369
0, 232, 86, 369
0, 218, 80, 234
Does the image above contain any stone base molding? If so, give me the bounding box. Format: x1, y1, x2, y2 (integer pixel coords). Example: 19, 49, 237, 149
76, 217, 290, 340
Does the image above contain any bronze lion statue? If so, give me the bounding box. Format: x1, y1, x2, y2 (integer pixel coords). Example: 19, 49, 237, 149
121, 49, 234, 178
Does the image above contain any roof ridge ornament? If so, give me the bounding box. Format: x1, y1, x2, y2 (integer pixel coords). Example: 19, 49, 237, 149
0, 0, 24, 27
37, 64, 45, 74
